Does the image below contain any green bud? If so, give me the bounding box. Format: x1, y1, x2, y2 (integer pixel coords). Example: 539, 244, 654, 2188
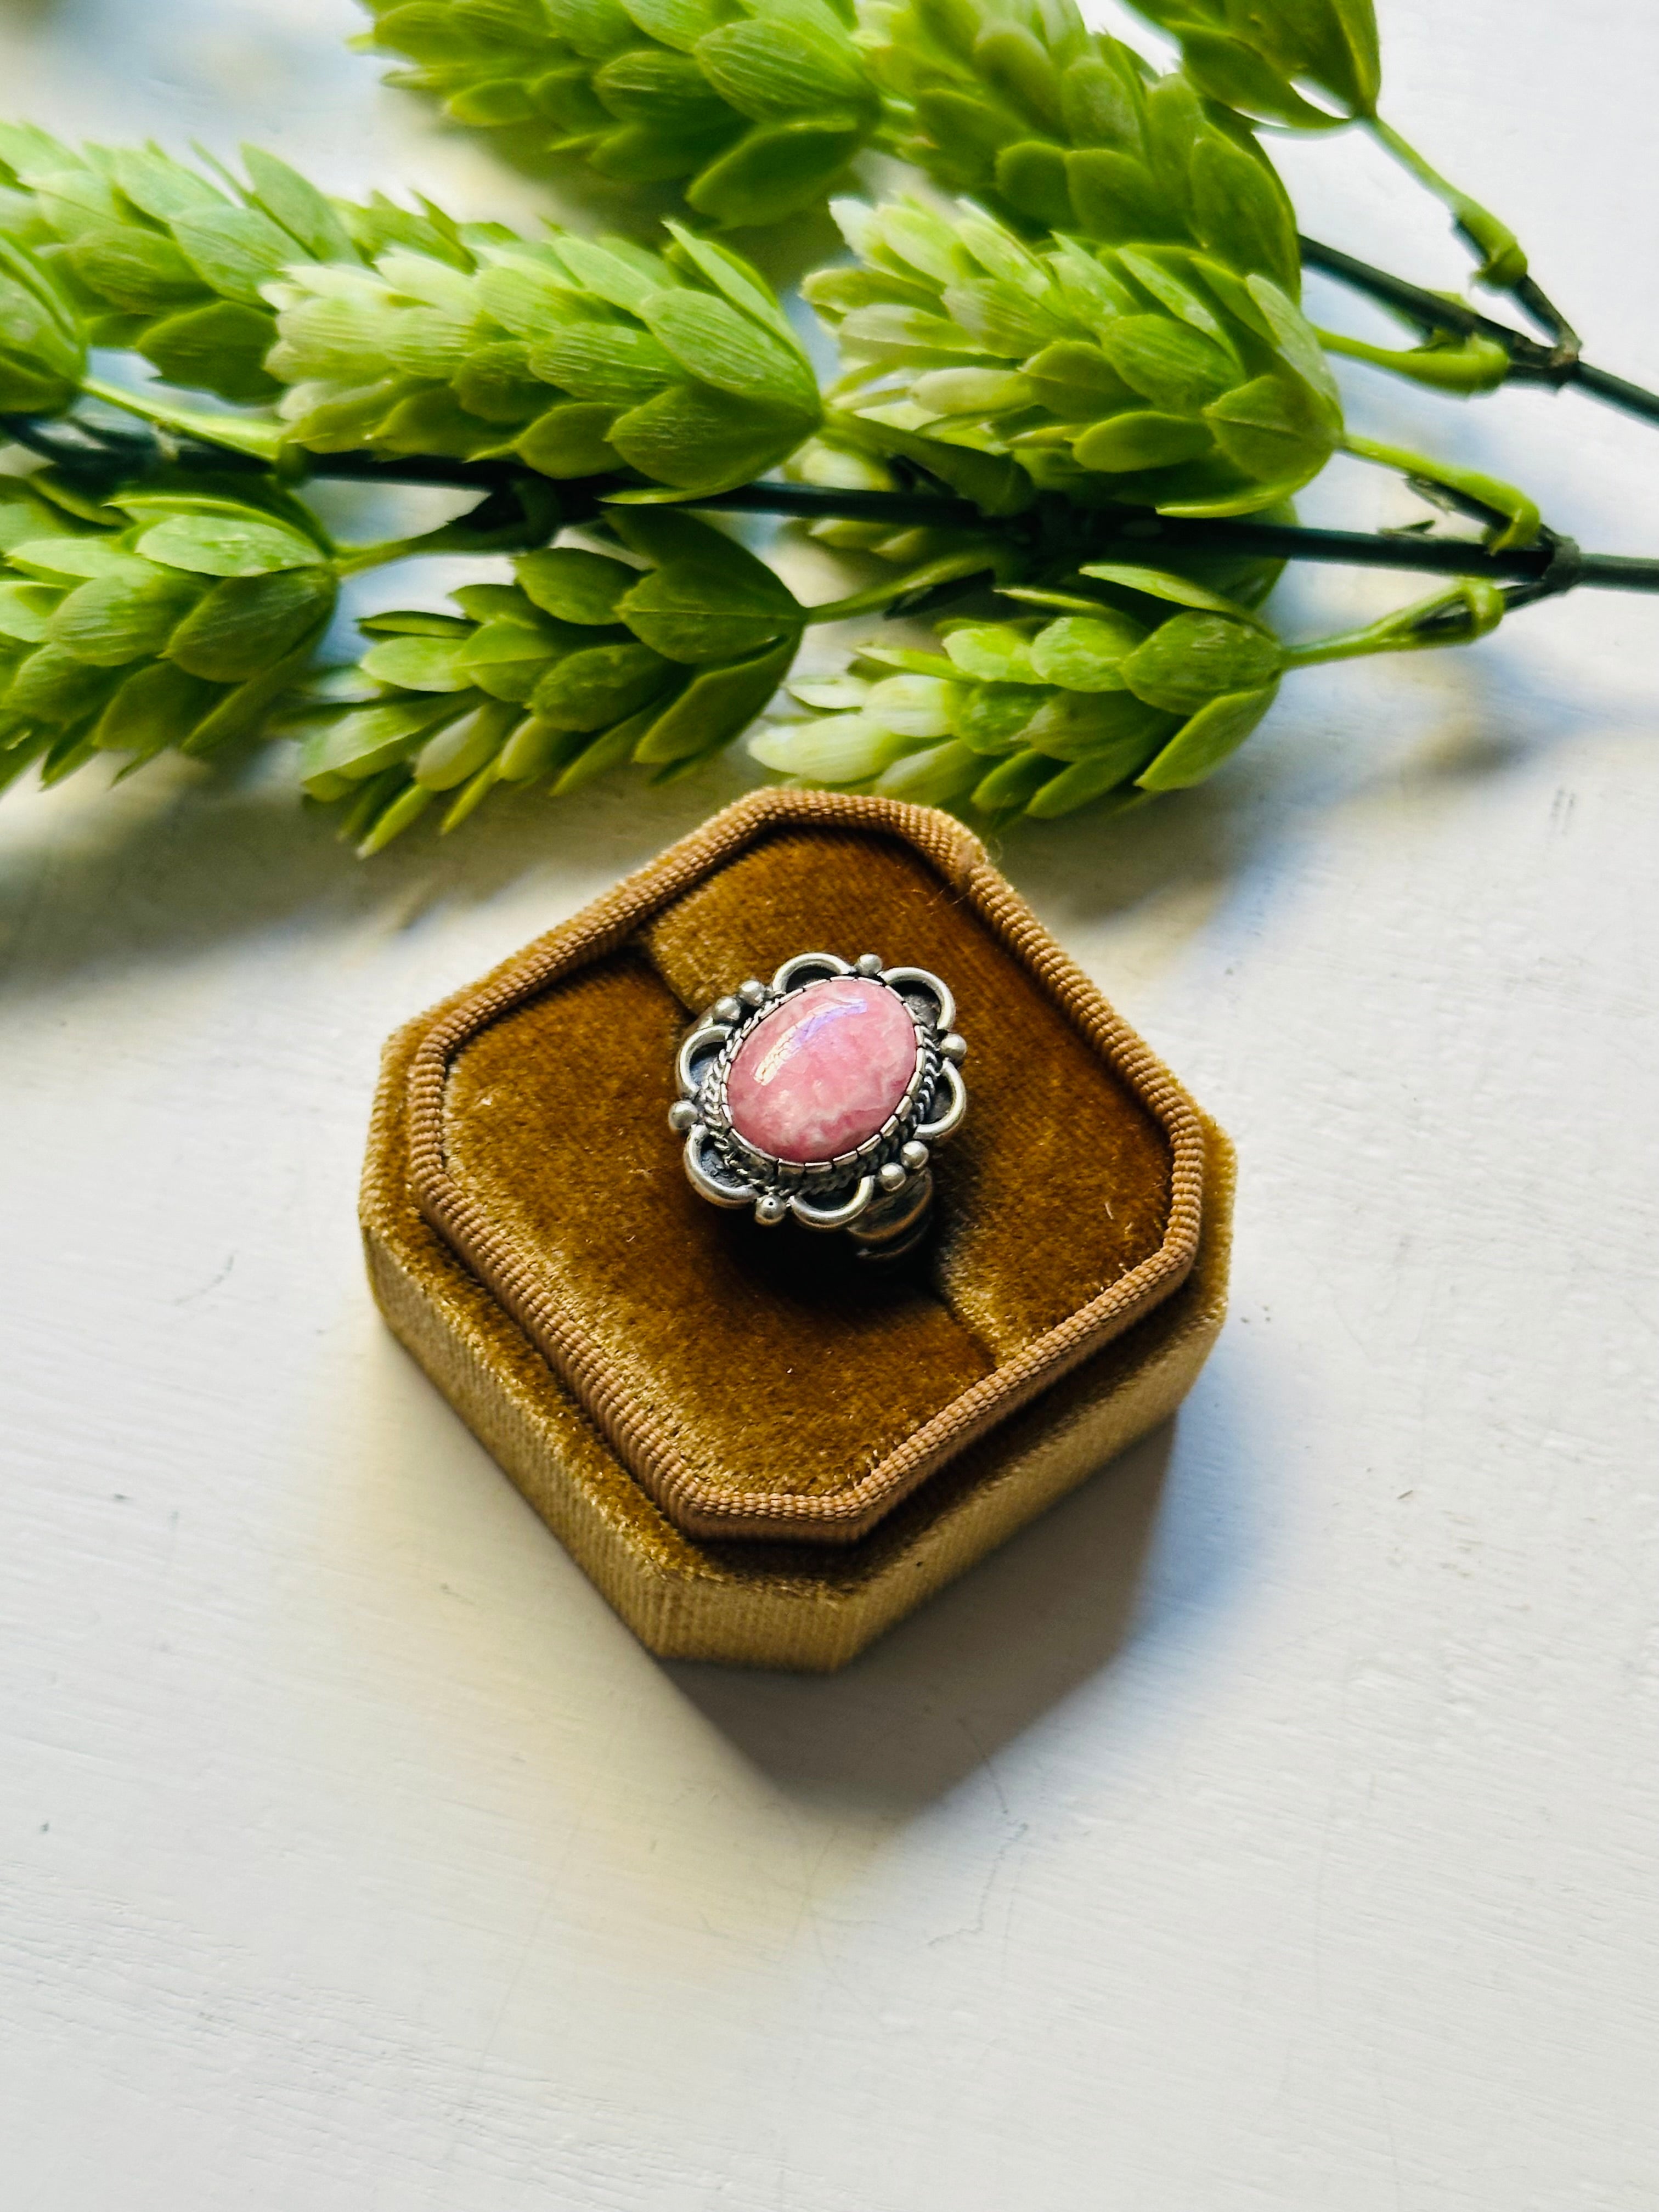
268, 223, 821, 494
629, 636, 795, 763
1119, 610, 1283, 711
515, 547, 637, 625
1020, 687, 1171, 763
414, 699, 521, 788
531, 638, 679, 730
1452, 203, 1527, 290
1317, 329, 1510, 394
1136, 680, 1280, 788
511, 402, 618, 477
0, 135, 823, 497
952, 681, 1049, 753
551, 706, 663, 797
1071, 410, 1215, 472
92, 661, 223, 758
285, 513, 814, 844
357, 777, 436, 857
438, 753, 506, 832
871, 737, 983, 808
357, 607, 473, 639
45, 564, 202, 666
749, 707, 921, 784
132, 511, 324, 578
1024, 754, 1154, 820
0, 579, 60, 642
818, 195, 1340, 516
610, 507, 803, 662
1124, 0, 1381, 126
686, 119, 867, 230
970, 747, 1059, 815
139, 301, 283, 404
165, 569, 338, 682
0, 235, 86, 414
862, 673, 956, 737
359, 634, 479, 692
36, 726, 104, 789
303, 693, 473, 786
940, 622, 1040, 685
749, 572, 1295, 818
6, 644, 123, 724
1028, 612, 1145, 689
359, 0, 879, 230
863, 0, 1301, 285
1101, 315, 1240, 411
498, 713, 586, 783
0, 473, 338, 802
458, 617, 573, 703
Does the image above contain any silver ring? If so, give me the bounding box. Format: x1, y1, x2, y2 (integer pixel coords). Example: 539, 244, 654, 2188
668, 950, 968, 1262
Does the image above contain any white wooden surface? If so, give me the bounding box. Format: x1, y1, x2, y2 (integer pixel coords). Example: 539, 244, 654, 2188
2, 4, 1657, 2204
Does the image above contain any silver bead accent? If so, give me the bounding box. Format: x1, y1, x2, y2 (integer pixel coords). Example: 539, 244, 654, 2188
712, 995, 742, 1025
878, 1161, 908, 1193
940, 1031, 968, 1064
854, 952, 884, 977
667, 1099, 699, 1134
900, 1139, 930, 1172
737, 978, 768, 1008
754, 1193, 789, 1227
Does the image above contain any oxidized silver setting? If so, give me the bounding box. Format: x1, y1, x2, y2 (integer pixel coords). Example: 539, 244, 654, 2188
669, 951, 968, 1262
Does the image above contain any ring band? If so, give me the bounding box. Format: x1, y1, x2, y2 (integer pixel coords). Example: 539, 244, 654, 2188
669, 951, 968, 1262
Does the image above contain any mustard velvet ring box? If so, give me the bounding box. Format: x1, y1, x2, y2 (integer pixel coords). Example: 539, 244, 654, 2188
361, 789, 1235, 1672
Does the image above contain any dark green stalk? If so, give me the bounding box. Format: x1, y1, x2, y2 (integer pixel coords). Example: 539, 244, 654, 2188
9, 411, 1659, 599
687, 493, 1659, 599
1509, 274, 1581, 359
1300, 238, 1527, 351
1570, 363, 1659, 432
1301, 234, 1659, 426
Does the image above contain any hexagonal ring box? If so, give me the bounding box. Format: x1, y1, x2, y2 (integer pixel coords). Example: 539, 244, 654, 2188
362, 789, 1233, 1671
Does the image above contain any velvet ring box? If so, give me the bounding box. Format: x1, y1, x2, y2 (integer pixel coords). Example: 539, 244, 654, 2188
362, 789, 1234, 1671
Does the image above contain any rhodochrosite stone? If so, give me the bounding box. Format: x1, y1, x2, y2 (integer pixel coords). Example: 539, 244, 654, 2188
725, 978, 917, 1163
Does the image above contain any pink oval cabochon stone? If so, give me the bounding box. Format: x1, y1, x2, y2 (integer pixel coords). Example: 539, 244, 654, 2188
725, 977, 918, 1164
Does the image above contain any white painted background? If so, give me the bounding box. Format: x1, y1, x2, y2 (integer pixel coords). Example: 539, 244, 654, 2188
2, 3, 1656, 2204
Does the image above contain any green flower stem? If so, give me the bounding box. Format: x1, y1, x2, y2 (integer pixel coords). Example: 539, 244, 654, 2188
801, 578, 922, 623
1340, 433, 1541, 552
333, 538, 445, 577
77, 375, 287, 465
798, 562, 986, 624
1314, 325, 1509, 394
1282, 581, 1505, 668
1297, 235, 1659, 427
330, 487, 563, 574
1363, 116, 1568, 331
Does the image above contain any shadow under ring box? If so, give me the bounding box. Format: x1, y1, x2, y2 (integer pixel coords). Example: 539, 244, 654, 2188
362, 789, 1234, 1671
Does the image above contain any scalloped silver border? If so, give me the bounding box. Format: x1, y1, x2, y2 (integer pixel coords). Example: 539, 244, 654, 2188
668, 950, 968, 1251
